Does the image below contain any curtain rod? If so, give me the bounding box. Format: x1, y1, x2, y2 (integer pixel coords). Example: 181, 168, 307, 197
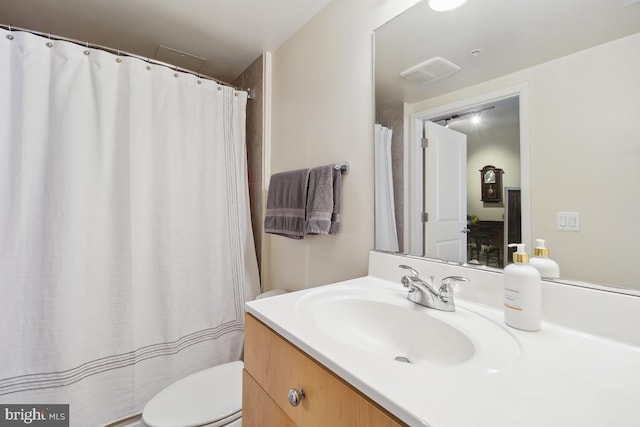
0, 24, 253, 99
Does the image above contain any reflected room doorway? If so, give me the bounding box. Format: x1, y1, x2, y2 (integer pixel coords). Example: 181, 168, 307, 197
409, 88, 529, 267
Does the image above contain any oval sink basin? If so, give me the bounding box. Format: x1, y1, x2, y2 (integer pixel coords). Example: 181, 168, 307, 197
295, 284, 520, 369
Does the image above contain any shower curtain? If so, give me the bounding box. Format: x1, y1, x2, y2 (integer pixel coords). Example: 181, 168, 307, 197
0, 29, 259, 425
374, 124, 399, 252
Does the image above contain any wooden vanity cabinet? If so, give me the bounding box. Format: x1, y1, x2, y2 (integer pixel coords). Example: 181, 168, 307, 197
243, 314, 407, 427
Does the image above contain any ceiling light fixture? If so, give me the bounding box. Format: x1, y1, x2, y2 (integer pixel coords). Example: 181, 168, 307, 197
434, 105, 494, 127
428, 0, 468, 12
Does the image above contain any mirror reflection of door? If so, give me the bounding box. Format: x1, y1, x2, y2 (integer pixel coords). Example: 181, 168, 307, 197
419, 96, 521, 268
423, 121, 467, 263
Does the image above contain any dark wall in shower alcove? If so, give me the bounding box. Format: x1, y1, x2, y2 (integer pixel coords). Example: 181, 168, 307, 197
233, 55, 264, 279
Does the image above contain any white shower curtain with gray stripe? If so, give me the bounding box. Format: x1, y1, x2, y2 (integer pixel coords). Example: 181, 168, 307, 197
374, 124, 399, 252
0, 29, 259, 426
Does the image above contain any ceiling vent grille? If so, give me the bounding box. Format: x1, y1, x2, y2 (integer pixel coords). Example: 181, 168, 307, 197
154, 45, 208, 72
399, 57, 460, 85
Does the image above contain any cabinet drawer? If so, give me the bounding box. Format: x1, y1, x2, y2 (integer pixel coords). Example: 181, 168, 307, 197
242, 369, 296, 427
244, 314, 406, 427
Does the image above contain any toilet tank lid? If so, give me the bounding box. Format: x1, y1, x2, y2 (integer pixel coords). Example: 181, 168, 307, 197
142, 361, 243, 427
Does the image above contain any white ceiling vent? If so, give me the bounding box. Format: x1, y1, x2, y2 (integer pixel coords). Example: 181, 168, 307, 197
154, 45, 208, 73
399, 57, 461, 85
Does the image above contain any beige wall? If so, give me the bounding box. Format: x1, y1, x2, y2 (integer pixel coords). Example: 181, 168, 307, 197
408, 33, 640, 289
263, 0, 419, 291
266, 0, 639, 290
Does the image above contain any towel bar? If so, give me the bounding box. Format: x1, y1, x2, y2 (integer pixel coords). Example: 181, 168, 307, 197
334, 162, 350, 175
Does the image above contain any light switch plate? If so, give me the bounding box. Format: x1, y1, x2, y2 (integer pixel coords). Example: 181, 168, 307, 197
557, 211, 580, 231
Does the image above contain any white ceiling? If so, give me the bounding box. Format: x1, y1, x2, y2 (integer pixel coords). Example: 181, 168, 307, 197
375, 0, 640, 108
0, 0, 333, 83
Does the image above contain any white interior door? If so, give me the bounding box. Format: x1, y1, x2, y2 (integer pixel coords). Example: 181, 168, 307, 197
423, 121, 468, 262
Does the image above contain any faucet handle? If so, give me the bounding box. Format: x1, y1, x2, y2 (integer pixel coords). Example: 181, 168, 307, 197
441, 275, 470, 285
439, 276, 470, 303
398, 264, 420, 277
400, 275, 413, 289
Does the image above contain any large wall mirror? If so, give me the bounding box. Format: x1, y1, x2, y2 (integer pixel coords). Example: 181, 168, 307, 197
374, 0, 640, 292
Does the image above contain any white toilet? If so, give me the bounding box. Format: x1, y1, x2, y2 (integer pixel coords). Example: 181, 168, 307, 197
142, 290, 286, 427
142, 361, 243, 427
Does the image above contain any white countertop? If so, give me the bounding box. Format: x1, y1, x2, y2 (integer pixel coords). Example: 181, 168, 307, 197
246, 276, 640, 427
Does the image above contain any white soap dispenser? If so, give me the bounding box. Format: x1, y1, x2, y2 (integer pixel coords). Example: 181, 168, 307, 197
529, 238, 560, 280
503, 243, 541, 331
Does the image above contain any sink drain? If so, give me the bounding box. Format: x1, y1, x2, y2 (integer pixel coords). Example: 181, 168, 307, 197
394, 356, 411, 363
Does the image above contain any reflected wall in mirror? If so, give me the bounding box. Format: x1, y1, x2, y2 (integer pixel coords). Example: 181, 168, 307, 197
374, 0, 640, 291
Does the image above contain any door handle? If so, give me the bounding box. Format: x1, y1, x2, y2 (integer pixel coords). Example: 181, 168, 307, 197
461, 228, 470, 233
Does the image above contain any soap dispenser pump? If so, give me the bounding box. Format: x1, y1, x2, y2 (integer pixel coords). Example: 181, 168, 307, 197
503, 243, 541, 331
529, 238, 560, 279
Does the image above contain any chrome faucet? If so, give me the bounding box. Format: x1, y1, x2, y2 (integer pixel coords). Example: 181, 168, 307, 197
398, 265, 469, 312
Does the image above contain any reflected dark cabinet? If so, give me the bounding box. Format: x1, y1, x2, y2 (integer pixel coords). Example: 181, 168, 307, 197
468, 221, 504, 268
480, 165, 504, 203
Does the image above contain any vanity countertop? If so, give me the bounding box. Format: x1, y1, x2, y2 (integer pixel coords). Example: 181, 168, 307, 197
245, 276, 640, 427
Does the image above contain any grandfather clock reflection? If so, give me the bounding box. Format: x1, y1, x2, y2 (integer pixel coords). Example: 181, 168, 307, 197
480, 165, 504, 203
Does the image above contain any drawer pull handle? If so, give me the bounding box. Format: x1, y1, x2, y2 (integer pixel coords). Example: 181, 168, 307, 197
287, 388, 305, 407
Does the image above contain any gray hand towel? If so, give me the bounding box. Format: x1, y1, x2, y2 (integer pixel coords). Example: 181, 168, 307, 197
264, 168, 310, 239
329, 168, 342, 235
305, 165, 335, 235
